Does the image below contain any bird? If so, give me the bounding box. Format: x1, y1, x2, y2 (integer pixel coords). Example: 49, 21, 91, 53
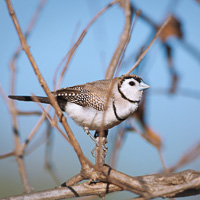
8, 74, 150, 150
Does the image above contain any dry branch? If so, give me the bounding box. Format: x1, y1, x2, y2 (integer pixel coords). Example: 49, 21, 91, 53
16, 110, 42, 116
32, 96, 70, 144
126, 16, 173, 74
2, 169, 200, 200
1, 182, 121, 200
0, 151, 15, 159
115, 10, 141, 76
105, 0, 131, 79
5, 0, 90, 169
1, 0, 47, 193
20, 105, 51, 153
55, 0, 121, 90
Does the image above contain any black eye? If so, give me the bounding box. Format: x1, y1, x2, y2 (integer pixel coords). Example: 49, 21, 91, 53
129, 81, 135, 86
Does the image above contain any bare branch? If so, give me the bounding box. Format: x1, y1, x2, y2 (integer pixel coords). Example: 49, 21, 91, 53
0, 151, 15, 159
1, 181, 121, 200
55, 0, 121, 90
31, 95, 70, 144
16, 110, 42, 116
20, 105, 51, 153
126, 16, 173, 74
7, 64, 32, 193
115, 10, 141, 76
3, 169, 200, 200
0, 85, 11, 109
105, 0, 131, 79
5, 0, 90, 168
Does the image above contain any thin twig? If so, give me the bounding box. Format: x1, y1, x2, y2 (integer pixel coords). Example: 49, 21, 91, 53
105, 0, 131, 79
53, 21, 81, 91
126, 16, 173, 74
115, 10, 141, 76
21, 105, 51, 153
55, 0, 121, 90
9, 71, 32, 193
16, 110, 42, 116
9, 0, 47, 95
0, 85, 10, 108
0, 151, 15, 159
31, 95, 71, 144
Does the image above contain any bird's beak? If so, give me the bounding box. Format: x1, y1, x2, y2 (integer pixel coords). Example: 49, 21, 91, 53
139, 81, 150, 91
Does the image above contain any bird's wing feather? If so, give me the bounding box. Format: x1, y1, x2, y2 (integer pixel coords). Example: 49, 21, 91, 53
53, 84, 108, 111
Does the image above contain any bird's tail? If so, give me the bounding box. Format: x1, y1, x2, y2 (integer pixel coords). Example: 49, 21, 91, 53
8, 95, 50, 104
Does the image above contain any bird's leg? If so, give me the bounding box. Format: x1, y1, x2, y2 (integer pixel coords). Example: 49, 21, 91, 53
83, 128, 98, 146
83, 128, 108, 157
91, 130, 108, 158
94, 130, 108, 138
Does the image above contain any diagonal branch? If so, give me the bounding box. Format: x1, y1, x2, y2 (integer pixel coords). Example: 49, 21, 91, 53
55, 0, 121, 90
20, 105, 51, 153
105, 0, 132, 79
126, 16, 173, 74
5, 0, 90, 168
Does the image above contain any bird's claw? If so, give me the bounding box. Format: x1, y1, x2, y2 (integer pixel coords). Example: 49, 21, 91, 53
91, 143, 108, 157
84, 129, 108, 157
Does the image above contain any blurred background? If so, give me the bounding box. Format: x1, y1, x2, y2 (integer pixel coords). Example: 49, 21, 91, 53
0, 0, 200, 199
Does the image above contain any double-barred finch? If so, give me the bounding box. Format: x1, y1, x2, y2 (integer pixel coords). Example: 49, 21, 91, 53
9, 74, 150, 138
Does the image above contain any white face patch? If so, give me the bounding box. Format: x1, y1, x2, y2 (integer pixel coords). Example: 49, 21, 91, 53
119, 78, 143, 102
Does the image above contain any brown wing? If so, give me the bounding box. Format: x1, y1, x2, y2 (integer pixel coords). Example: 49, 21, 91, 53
52, 85, 106, 111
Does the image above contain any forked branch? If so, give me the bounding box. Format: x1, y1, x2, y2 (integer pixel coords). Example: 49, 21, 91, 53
2, 169, 200, 200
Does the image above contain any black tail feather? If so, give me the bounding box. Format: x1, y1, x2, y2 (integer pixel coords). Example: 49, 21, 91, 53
8, 95, 66, 111
8, 95, 50, 104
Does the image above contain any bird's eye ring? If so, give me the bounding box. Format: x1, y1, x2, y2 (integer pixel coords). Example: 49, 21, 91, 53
129, 81, 135, 86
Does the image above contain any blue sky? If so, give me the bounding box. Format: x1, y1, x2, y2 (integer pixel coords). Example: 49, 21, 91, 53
0, 0, 200, 199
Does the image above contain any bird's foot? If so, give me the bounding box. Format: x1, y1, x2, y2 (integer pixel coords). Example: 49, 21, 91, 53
91, 142, 108, 157
83, 128, 108, 157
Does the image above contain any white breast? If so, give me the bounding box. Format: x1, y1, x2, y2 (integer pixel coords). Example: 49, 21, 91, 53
65, 99, 138, 131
